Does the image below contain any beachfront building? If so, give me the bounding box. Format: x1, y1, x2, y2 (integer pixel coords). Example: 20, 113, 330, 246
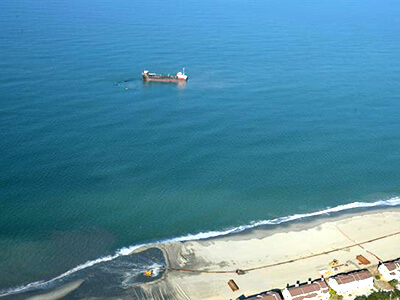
282, 279, 329, 300
327, 269, 374, 296
378, 259, 400, 281
237, 290, 282, 300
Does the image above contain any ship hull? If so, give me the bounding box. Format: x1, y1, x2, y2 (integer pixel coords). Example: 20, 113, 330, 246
142, 71, 188, 82
142, 76, 186, 82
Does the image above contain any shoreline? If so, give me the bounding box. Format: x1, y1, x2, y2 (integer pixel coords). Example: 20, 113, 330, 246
133, 206, 400, 300
130, 203, 400, 281
129, 199, 400, 256
2, 201, 399, 298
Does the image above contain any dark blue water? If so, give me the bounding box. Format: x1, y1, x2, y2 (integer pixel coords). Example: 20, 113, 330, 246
1, 0, 400, 297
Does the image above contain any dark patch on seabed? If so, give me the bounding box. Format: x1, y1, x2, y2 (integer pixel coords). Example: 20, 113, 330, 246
115, 78, 142, 90
2, 248, 165, 300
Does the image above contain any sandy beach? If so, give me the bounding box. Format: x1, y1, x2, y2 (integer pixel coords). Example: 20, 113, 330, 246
133, 209, 400, 300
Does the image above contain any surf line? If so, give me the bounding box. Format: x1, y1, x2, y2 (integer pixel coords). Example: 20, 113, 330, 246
1, 197, 399, 297
168, 229, 400, 274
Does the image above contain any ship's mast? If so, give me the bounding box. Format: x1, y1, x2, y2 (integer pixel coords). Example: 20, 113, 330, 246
183, 67, 185, 75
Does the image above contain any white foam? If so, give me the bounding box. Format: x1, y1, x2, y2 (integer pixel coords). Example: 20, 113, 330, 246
120, 262, 164, 289
149, 263, 164, 277
167, 196, 400, 242
1, 196, 399, 297
0, 244, 145, 298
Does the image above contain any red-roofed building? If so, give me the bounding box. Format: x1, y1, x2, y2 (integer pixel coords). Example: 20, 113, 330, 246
282, 279, 329, 300
237, 290, 283, 300
378, 259, 400, 282
327, 269, 374, 296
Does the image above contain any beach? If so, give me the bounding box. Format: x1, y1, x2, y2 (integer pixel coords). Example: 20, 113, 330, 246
134, 209, 400, 300
2, 0, 400, 297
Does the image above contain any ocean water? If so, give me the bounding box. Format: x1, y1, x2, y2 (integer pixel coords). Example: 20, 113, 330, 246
1, 0, 400, 298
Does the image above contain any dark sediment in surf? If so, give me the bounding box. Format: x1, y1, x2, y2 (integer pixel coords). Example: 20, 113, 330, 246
1, 199, 400, 299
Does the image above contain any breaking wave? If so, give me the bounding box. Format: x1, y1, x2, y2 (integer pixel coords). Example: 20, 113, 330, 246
1, 196, 399, 297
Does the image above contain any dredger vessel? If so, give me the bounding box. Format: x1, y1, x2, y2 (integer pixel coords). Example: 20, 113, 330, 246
142, 68, 188, 82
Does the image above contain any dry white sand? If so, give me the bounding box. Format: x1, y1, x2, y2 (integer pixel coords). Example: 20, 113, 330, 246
133, 210, 400, 300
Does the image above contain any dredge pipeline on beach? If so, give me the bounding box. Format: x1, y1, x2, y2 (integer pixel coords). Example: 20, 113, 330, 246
167, 229, 400, 274
132, 210, 400, 300
1, 198, 400, 298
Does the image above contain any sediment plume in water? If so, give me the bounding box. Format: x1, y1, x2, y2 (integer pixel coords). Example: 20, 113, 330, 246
1, 196, 399, 297
24, 280, 84, 300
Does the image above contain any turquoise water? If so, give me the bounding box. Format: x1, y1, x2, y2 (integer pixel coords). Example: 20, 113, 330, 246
1, 0, 400, 297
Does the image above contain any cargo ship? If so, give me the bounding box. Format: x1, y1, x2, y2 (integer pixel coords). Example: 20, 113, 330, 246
142, 68, 188, 82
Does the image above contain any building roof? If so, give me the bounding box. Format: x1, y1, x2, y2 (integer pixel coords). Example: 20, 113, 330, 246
383, 259, 400, 272
291, 293, 318, 300
287, 280, 329, 300
240, 291, 282, 300
331, 270, 373, 285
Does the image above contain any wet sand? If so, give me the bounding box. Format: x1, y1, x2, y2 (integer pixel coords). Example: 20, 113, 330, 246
132, 209, 400, 300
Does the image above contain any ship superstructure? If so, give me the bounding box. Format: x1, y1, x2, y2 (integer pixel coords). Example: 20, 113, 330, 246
142, 68, 188, 82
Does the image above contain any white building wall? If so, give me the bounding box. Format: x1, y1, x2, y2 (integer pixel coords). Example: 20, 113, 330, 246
378, 264, 400, 282
282, 288, 292, 300
328, 277, 374, 296
316, 291, 330, 300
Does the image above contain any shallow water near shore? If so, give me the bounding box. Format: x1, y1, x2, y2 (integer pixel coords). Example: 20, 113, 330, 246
1, 0, 400, 298
1, 198, 400, 299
